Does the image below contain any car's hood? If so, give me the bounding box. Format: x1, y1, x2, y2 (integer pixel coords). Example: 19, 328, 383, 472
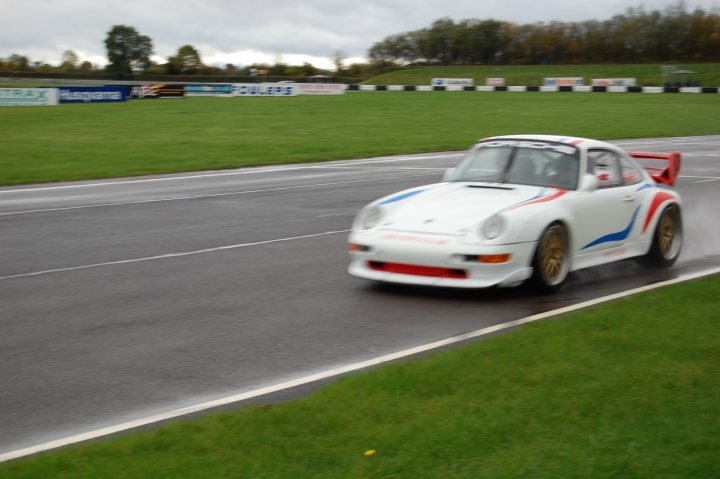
382, 182, 544, 234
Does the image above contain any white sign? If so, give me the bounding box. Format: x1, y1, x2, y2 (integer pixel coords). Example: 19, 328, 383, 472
432, 78, 474, 87
543, 77, 584, 86
591, 78, 637, 87
231, 83, 299, 96
486, 78, 506, 87
296, 83, 346, 95
0, 88, 58, 106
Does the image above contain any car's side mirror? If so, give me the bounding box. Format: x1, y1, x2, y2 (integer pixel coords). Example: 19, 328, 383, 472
578, 174, 599, 192
443, 168, 455, 182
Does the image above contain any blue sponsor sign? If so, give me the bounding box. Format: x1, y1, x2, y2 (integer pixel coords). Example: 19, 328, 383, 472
185, 84, 233, 95
58, 86, 128, 103
543, 77, 584, 86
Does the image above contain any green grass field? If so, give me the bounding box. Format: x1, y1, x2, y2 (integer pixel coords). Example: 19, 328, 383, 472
1, 275, 718, 478
1, 92, 719, 186
364, 64, 720, 86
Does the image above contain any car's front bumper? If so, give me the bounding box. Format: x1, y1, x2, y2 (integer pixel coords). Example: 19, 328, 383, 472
347, 230, 536, 288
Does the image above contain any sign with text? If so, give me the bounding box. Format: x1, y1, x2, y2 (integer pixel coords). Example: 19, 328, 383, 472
232, 83, 298, 96
296, 83, 346, 95
58, 86, 128, 103
128, 84, 185, 99
0, 88, 58, 106
485, 78, 506, 87
591, 78, 637, 87
543, 77, 584, 86
185, 84, 234, 96
432, 78, 474, 87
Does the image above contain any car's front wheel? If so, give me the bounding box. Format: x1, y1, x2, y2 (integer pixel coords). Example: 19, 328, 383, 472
643, 204, 682, 268
530, 223, 570, 293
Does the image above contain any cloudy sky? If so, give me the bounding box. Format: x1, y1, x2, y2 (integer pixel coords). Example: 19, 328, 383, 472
2, 0, 719, 69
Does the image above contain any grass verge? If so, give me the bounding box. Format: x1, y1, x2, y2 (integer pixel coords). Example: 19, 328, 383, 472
1, 275, 718, 478
1, 92, 719, 186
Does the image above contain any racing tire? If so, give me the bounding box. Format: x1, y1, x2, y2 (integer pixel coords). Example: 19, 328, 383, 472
530, 223, 570, 294
642, 204, 682, 268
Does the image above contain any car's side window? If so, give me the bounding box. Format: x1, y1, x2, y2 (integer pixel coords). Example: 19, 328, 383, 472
587, 149, 623, 188
619, 156, 644, 185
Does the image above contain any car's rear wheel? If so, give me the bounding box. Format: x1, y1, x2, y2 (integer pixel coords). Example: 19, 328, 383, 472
643, 204, 682, 268
530, 223, 569, 293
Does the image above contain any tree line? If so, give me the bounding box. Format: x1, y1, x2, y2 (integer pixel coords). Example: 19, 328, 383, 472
368, 3, 720, 65
0, 25, 363, 79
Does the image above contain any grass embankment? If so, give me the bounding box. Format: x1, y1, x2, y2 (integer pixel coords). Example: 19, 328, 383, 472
364, 64, 720, 86
1, 275, 718, 478
1, 93, 719, 186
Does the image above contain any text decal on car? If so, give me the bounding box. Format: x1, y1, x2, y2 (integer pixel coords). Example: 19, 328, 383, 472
476, 140, 578, 156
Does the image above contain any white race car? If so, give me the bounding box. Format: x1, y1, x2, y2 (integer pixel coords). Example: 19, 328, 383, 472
348, 135, 683, 292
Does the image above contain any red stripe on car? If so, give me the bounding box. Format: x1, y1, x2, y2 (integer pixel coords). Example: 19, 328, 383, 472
642, 191, 676, 233
509, 189, 567, 210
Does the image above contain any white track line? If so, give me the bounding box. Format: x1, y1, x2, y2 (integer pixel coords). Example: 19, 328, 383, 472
0, 230, 350, 281
0, 135, 716, 195
0, 173, 437, 217
0, 154, 462, 195
2, 171, 715, 218
1, 265, 718, 463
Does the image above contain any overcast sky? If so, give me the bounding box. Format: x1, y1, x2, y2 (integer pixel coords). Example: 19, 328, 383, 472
2, 0, 719, 69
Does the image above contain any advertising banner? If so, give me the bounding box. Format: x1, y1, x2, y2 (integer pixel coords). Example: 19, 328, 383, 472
296, 83, 346, 95
486, 78, 506, 87
432, 78, 474, 87
232, 83, 298, 96
591, 78, 637, 87
185, 84, 234, 96
543, 77, 584, 86
58, 86, 128, 103
0, 88, 58, 106
128, 84, 185, 99
129, 85, 158, 98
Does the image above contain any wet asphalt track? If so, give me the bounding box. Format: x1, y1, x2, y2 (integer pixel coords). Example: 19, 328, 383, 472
1, 135, 719, 455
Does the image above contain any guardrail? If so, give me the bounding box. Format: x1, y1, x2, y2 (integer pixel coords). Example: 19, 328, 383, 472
348, 85, 720, 93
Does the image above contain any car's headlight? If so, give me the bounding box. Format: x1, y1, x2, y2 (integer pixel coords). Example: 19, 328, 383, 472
357, 205, 382, 230
480, 214, 506, 240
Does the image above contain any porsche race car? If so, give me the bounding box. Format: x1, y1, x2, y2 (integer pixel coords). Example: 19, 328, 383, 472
347, 135, 683, 292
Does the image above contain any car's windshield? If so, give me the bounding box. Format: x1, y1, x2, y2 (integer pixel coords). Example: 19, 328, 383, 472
450, 140, 581, 190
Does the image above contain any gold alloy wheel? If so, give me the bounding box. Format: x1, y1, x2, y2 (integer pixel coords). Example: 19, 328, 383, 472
541, 229, 565, 282
658, 211, 676, 257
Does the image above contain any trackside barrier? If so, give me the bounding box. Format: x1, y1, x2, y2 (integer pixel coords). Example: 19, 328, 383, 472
432, 78, 474, 87
185, 84, 233, 96
125, 84, 185, 99
544, 77, 584, 86
58, 86, 128, 103
232, 83, 298, 96
295, 83, 346, 95
592, 78, 637, 86
0, 87, 58, 106
347, 85, 720, 94
122, 83, 348, 98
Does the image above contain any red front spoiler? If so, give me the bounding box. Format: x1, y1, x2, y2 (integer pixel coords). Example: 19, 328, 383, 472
629, 151, 682, 187
368, 261, 468, 279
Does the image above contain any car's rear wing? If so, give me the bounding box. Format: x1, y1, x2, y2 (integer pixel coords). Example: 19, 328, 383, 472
629, 151, 682, 187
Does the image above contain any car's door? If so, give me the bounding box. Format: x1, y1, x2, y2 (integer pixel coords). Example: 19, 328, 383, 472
571, 148, 643, 254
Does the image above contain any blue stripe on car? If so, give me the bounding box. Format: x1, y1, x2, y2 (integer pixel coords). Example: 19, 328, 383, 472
636, 183, 653, 192
581, 206, 640, 250
379, 189, 425, 205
